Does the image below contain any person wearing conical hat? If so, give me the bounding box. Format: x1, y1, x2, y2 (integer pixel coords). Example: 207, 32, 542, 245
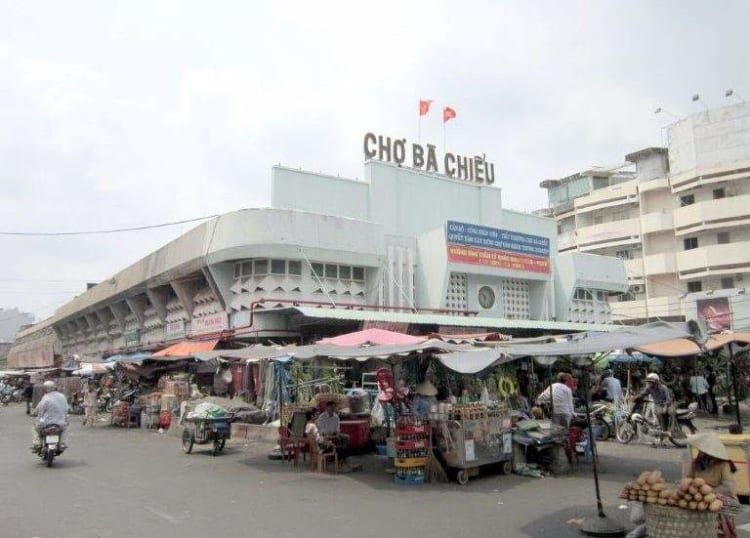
685, 433, 739, 538
412, 380, 437, 418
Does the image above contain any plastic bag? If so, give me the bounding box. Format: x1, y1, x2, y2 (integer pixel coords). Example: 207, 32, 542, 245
371, 398, 385, 427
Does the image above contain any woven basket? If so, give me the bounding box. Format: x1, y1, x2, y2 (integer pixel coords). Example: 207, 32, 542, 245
644, 503, 718, 538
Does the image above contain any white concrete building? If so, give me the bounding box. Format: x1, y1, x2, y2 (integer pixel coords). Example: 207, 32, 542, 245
0, 307, 33, 343
11, 152, 628, 366
539, 101, 750, 330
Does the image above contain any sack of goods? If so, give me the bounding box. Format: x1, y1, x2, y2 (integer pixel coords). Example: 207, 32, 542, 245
619, 470, 724, 512
187, 402, 227, 420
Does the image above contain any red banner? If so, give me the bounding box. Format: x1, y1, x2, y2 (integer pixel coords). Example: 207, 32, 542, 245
447, 244, 550, 273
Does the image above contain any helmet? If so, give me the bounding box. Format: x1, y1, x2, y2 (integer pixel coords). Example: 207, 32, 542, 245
42, 380, 57, 392
645, 373, 660, 383
602, 369, 613, 378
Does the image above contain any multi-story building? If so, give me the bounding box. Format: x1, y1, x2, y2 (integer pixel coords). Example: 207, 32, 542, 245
540, 101, 750, 329
11, 138, 628, 367
0, 307, 33, 343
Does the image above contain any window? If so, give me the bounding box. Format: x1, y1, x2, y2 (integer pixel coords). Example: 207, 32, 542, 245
311, 263, 323, 278
717, 232, 730, 244
339, 265, 351, 280
241, 261, 253, 276
253, 259, 268, 275
574, 289, 593, 300
288, 261, 302, 275
683, 237, 698, 250
271, 259, 286, 274
618, 292, 636, 302
234, 264, 241, 278
352, 267, 365, 281
615, 249, 632, 260
687, 281, 703, 293
713, 188, 726, 199
325, 264, 337, 279
721, 277, 735, 289
680, 195, 695, 207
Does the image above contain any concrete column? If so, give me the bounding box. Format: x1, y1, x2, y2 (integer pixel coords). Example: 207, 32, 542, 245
125, 295, 148, 327
109, 302, 128, 332
146, 287, 169, 322
203, 265, 231, 312
171, 279, 196, 319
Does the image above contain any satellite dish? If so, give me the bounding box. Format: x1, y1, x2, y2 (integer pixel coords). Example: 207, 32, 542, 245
686, 318, 709, 346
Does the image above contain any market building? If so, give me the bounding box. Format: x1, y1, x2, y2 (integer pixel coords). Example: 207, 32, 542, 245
9, 137, 628, 367
538, 101, 750, 329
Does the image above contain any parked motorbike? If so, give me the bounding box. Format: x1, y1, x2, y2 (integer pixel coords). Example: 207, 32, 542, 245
38, 424, 65, 467
572, 402, 614, 441
616, 401, 698, 447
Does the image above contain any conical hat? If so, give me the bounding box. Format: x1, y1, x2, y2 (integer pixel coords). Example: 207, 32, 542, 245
687, 433, 729, 461
416, 380, 438, 396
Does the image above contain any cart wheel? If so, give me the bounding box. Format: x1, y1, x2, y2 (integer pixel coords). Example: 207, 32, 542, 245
501, 460, 513, 475
456, 470, 469, 485
181, 429, 194, 454
212, 438, 223, 456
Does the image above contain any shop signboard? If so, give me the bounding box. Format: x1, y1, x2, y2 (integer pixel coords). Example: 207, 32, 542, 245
362, 132, 496, 185
123, 329, 140, 347
697, 297, 731, 331
191, 312, 228, 335
165, 320, 185, 340
446, 220, 550, 274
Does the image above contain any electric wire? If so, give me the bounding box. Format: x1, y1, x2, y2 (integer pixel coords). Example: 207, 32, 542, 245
0, 214, 219, 236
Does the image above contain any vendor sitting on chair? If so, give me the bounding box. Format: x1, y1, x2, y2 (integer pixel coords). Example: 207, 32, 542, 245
413, 380, 438, 418
317, 401, 350, 463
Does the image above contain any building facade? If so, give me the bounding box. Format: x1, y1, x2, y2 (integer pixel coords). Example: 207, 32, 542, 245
539, 101, 750, 330
0, 307, 33, 344
11, 150, 628, 365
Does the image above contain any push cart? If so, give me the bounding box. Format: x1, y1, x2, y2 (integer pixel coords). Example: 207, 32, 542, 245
434, 411, 513, 485
181, 413, 234, 456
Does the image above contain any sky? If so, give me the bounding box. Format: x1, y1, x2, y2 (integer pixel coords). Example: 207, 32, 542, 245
1, 0, 749, 321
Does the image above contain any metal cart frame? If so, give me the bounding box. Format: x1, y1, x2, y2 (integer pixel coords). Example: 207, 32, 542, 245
181, 414, 234, 456
435, 415, 513, 485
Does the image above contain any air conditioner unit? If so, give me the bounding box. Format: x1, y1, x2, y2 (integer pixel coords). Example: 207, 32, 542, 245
632, 285, 645, 294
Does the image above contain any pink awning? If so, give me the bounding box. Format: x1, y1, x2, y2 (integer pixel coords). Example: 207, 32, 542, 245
635, 332, 750, 358
318, 328, 427, 347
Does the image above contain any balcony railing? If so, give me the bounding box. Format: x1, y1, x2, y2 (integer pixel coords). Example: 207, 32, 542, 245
673, 194, 750, 236
643, 253, 677, 275
676, 241, 750, 278
576, 218, 641, 250
640, 211, 674, 235
574, 181, 638, 214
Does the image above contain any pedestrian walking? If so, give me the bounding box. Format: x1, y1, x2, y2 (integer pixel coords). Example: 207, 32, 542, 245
83, 381, 98, 427
690, 371, 711, 412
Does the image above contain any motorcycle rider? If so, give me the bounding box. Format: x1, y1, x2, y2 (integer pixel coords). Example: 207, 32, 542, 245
633, 373, 673, 434
31, 380, 68, 452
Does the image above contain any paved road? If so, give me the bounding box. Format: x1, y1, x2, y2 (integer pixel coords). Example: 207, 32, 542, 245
0, 405, 742, 538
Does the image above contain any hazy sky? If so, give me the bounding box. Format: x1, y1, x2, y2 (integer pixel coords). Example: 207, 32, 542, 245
1, 1, 749, 321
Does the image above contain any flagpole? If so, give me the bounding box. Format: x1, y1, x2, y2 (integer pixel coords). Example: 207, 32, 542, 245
418, 115, 422, 145
443, 121, 447, 155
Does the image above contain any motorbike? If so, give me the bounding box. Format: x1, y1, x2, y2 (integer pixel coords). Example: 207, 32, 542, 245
38, 424, 65, 467
572, 402, 615, 441
616, 401, 698, 448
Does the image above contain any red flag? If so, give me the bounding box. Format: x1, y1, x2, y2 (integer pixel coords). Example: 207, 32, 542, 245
443, 106, 457, 123
419, 99, 433, 116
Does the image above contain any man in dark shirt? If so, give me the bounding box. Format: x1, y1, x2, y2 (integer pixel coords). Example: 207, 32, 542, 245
23, 379, 34, 415
633, 373, 673, 432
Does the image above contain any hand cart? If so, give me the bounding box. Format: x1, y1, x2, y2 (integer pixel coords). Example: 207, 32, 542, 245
181, 413, 234, 456
434, 412, 513, 485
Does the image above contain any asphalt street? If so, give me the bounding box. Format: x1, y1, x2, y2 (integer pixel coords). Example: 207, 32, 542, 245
0, 405, 744, 538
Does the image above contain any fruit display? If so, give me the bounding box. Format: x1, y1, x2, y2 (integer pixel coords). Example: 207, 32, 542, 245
619, 471, 724, 513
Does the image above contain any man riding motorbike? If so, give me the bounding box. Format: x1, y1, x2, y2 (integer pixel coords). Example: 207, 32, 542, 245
31, 380, 68, 453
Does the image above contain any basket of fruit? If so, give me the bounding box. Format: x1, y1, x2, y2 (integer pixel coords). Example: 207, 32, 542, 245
620, 471, 723, 538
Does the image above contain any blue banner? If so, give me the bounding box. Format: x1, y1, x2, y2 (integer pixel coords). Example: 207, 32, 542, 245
446, 221, 550, 258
